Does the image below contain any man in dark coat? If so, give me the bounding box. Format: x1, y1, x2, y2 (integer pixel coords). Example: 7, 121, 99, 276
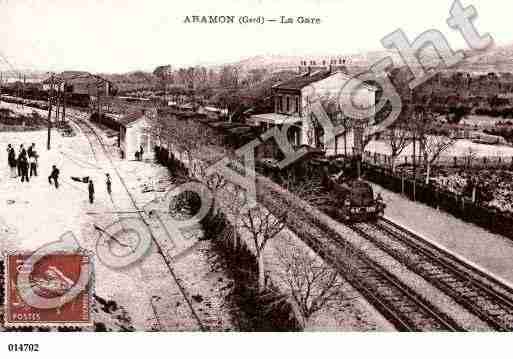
105, 173, 112, 195
19, 156, 29, 183
7, 144, 17, 178
88, 180, 95, 204
48, 165, 60, 188
17, 144, 26, 176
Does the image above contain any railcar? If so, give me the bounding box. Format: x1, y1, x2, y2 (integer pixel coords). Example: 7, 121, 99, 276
257, 151, 385, 222
323, 174, 385, 222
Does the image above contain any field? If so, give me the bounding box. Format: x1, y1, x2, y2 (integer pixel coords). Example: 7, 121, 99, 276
366, 139, 513, 158
0, 102, 48, 131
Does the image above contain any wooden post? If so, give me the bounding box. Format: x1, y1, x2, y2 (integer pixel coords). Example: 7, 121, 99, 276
412, 130, 416, 178
62, 84, 66, 123
47, 75, 54, 150
56, 86, 60, 124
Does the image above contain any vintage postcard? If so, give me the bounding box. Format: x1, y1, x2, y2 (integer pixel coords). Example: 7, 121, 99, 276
0, 0, 513, 357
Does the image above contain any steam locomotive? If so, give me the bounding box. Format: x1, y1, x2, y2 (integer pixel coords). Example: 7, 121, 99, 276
257, 149, 385, 222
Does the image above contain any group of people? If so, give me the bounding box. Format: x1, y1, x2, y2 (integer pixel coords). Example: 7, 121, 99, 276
87, 174, 112, 204
135, 145, 144, 161
6, 143, 39, 182
69, 173, 112, 204
6, 142, 114, 204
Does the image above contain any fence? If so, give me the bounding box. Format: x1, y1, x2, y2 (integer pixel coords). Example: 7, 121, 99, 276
364, 164, 513, 240
363, 151, 513, 170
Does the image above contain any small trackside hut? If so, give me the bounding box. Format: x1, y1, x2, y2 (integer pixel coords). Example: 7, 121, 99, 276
118, 109, 156, 160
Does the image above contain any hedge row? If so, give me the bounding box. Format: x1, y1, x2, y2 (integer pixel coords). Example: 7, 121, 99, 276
365, 164, 513, 240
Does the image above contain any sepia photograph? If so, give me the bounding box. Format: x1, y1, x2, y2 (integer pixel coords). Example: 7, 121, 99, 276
1, 0, 513, 357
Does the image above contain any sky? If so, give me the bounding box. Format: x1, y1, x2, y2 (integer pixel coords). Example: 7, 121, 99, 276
0, 0, 512, 73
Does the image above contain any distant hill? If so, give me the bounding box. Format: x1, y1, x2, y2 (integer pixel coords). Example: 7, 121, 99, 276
225, 44, 513, 75
4, 43, 513, 87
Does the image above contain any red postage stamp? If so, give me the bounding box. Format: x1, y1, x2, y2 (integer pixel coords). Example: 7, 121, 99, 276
4, 251, 93, 327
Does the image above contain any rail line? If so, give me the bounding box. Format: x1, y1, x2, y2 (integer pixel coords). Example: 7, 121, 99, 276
257, 178, 463, 331
327, 237, 462, 331
66, 111, 206, 331
21, 103, 462, 331
350, 218, 513, 331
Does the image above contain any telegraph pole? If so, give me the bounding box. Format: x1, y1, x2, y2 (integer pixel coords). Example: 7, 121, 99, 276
56, 85, 61, 125
47, 74, 54, 150
62, 82, 66, 124
97, 83, 101, 123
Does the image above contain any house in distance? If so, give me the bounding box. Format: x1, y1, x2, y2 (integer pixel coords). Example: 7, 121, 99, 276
249, 60, 376, 157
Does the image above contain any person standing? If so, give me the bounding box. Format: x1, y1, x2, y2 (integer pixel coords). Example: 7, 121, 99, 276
29, 151, 38, 177
48, 165, 60, 188
20, 155, 29, 183
17, 144, 26, 176
88, 179, 95, 204
6, 144, 11, 169
139, 145, 144, 161
7, 145, 17, 178
105, 173, 112, 196
27, 143, 35, 158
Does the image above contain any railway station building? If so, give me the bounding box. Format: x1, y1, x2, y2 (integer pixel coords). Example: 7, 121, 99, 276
249, 65, 376, 157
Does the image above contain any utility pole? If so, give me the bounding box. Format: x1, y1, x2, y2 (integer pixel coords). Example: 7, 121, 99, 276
22, 74, 26, 101
56, 85, 61, 125
47, 74, 54, 150
97, 83, 101, 123
62, 82, 66, 124
18, 74, 21, 108
412, 123, 416, 178
354, 120, 364, 179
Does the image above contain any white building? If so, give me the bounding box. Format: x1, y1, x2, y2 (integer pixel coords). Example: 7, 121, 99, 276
249, 69, 376, 156
119, 109, 156, 160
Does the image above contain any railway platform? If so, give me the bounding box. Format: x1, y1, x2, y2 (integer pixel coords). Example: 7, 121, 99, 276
371, 182, 513, 287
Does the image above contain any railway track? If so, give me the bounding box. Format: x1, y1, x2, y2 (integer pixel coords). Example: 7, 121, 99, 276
350, 218, 513, 331
66, 111, 206, 331
20, 104, 463, 331
64, 109, 463, 331
326, 238, 462, 331
257, 178, 462, 331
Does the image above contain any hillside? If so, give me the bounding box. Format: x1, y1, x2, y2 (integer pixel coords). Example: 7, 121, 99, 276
227, 44, 513, 75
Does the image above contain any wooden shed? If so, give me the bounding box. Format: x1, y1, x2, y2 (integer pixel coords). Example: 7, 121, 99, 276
119, 109, 155, 160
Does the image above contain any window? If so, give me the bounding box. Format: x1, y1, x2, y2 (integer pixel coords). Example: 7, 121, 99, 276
295, 97, 299, 114
286, 96, 290, 113
277, 96, 283, 112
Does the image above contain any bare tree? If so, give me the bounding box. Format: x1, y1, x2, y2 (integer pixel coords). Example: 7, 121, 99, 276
240, 206, 286, 292
386, 120, 411, 173
248, 68, 267, 84
274, 235, 347, 329
219, 65, 240, 89
464, 146, 478, 170
282, 174, 331, 211
420, 132, 455, 184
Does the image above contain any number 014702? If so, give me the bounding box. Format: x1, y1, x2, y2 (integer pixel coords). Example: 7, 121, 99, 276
8, 344, 40, 352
